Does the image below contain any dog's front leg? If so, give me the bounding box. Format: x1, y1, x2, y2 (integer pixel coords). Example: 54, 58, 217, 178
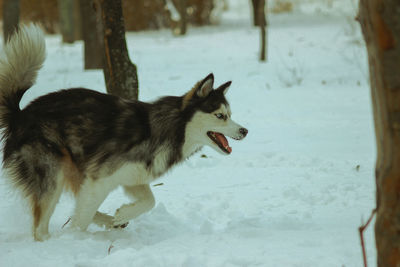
113, 184, 155, 227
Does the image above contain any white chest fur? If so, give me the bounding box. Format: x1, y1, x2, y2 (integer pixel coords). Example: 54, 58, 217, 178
107, 162, 151, 186
104, 145, 173, 187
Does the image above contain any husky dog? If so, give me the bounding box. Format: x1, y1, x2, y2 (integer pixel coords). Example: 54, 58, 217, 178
0, 25, 248, 241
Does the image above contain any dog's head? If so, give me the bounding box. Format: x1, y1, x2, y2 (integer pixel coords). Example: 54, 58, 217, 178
182, 74, 248, 155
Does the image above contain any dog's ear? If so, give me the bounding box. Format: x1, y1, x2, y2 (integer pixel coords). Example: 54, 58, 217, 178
216, 81, 231, 95
196, 73, 214, 98
181, 73, 214, 110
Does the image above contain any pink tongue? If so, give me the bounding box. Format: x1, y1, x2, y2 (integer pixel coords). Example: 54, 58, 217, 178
215, 133, 232, 153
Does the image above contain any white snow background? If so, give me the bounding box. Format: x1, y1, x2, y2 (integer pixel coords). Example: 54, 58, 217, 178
0, 1, 376, 266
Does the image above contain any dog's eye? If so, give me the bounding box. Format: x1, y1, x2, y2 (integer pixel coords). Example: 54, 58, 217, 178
215, 113, 224, 119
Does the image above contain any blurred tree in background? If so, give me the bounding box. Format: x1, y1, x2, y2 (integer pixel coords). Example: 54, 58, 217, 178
257, 0, 267, 61
58, 0, 76, 43
80, 0, 103, 69
2, 0, 59, 33
176, 0, 187, 35
2, 0, 19, 42
251, 0, 265, 26
0, 0, 215, 34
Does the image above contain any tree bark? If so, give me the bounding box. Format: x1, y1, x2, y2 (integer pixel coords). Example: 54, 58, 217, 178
3, 0, 20, 43
178, 0, 187, 35
251, 0, 259, 26
97, 0, 139, 100
258, 0, 267, 61
80, 0, 103, 69
358, 0, 400, 265
58, 0, 75, 43
251, 0, 266, 27
73, 0, 82, 41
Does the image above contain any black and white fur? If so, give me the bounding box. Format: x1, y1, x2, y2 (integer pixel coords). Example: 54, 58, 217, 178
0, 25, 248, 241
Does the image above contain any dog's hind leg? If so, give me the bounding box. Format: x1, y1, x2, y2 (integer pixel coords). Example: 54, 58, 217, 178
70, 177, 113, 231
32, 174, 64, 241
5, 145, 64, 241
112, 184, 155, 227
92, 211, 114, 228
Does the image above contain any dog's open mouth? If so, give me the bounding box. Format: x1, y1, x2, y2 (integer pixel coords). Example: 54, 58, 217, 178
207, 131, 232, 154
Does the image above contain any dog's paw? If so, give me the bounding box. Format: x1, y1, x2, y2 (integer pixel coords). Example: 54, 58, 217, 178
34, 230, 50, 242
93, 212, 114, 229
112, 205, 131, 228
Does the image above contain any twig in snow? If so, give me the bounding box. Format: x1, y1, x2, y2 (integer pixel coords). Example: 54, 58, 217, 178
108, 243, 114, 255
153, 183, 164, 187
62, 217, 71, 229
359, 209, 376, 267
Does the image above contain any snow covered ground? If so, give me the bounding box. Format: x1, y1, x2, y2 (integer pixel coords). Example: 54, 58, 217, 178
0, 1, 376, 266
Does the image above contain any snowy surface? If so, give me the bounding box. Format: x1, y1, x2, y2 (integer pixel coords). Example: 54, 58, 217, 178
0, 1, 376, 266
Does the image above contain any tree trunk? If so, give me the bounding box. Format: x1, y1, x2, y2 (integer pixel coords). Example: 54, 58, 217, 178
58, 0, 75, 43
97, 0, 139, 100
3, 0, 20, 43
251, 0, 266, 27
358, 0, 400, 265
258, 0, 267, 61
251, 0, 259, 26
178, 0, 187, 35
73, 0, 82, 41
80, 0, 103, 69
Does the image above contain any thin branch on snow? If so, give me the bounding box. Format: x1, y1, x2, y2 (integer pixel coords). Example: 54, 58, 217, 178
359, 209, 376, 267
108, 243, 114, 255
62, 217, 71, 229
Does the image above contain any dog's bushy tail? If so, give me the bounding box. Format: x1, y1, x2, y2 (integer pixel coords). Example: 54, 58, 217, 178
0, 24, 45, 130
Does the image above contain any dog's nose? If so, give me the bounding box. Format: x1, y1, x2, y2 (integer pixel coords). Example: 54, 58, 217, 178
239, 128, 248, 137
